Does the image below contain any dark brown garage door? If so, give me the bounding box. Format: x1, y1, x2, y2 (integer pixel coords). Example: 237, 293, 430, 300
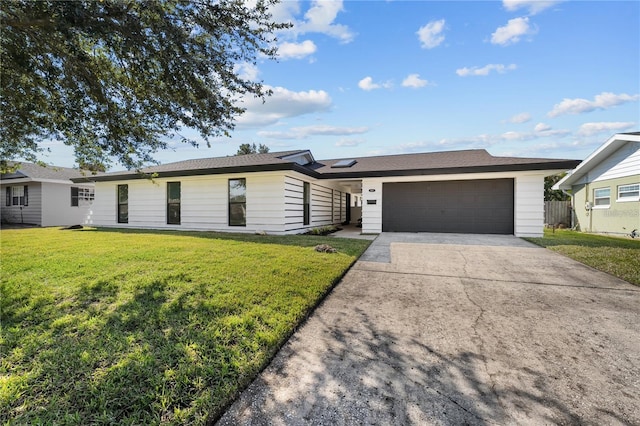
382, 179, 514, 234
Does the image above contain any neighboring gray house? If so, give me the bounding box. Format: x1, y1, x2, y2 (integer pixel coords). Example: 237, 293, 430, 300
1, 162, 95, 227
554, 132, 640, 236
74, 149, 578, 237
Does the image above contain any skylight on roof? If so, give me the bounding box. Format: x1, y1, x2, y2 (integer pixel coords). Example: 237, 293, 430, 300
331, 159, 357, 168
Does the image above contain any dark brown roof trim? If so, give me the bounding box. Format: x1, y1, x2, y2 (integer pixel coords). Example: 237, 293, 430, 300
73, 163, 321, 182
317, 160, 582, 179
75, 159, 580, 183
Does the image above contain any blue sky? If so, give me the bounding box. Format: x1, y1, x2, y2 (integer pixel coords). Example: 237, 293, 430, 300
40, 0, 639, 169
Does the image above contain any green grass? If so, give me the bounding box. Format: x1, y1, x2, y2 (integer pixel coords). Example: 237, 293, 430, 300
525, 229, 640, 286
0, 228, 371, 425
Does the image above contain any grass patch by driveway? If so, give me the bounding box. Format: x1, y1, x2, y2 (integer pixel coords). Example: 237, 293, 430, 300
525, 229, 640, 286
0, 228, 370, 425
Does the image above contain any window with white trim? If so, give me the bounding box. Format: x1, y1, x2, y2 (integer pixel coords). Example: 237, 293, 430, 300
5, 185, 28, 206
71, 187, 95, 206
593, 187, 610, 207
617, 184, 639, 202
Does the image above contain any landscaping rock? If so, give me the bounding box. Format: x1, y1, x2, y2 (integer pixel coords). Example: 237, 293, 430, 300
314, 244, 337, 253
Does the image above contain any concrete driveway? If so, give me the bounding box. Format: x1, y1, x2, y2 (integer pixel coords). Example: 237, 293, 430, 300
217, 233, 640, 425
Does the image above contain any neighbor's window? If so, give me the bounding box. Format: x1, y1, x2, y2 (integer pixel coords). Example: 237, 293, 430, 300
229, 178, 246, 226
71, 187, 94, 207
117, 184, 128, 223
618, 184, 639, 202
167, 182, 181, 225
5, 185, 28, 206
303, 182, 310, 226
593, 187, 610, 207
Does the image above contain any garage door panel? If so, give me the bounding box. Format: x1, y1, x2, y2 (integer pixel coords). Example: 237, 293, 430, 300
382, 179, 514, 234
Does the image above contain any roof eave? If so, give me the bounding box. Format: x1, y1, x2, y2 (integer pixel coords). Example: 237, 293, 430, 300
554, 133, 640, 189
317, 161, 580, 179
74, 162, 321, 182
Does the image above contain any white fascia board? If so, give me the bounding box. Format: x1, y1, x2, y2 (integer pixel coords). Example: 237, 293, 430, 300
0, 177, 34, 185
1, 177, 92, 186
555, 133, 640, 190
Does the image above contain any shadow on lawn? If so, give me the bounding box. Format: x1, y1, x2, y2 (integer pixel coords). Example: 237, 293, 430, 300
217, 307, 591, 425
2, 276, 282, 424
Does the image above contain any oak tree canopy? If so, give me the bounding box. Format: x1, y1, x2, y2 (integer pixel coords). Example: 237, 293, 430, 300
1, 0, 289, 172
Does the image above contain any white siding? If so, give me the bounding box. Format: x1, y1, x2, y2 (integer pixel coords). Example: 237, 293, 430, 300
247, 174, 286, 233
90, 181, 117, 226
0, 182, 42, 225
514, 175, 545, 237
589, 142, 640, 183
311, 183, 334, 227
93, 172, 290, 234
332, 189, 342, 223
284, 176, 304, 232
40, 182, 93, 227
361, 180, 383, 234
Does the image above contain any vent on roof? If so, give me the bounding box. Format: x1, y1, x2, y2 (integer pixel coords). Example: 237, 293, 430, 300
331, 159, 357, 168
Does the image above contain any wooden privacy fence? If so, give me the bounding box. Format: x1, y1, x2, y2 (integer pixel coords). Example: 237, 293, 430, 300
544, 200, 572, 226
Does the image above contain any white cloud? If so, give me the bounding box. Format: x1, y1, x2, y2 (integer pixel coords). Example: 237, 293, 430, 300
500, 128, 570, 141
456, 63, 517, 77
577, 121, 636, 136
402, 74, 429, 88
503, 0, 562, 15
258, 125, 369, 140
548, 92, 640, 117
268, 0, 301, 24
358, 76, 393, 91
491, 17, 536, 45
295, 0, 355, 44
235, 85, 332, 129
255, 131, 299, 140
336, 138, 366, 147
509, 112, 532, 123
233, 62, 260, 81
417, 19, 446, 49
358, 77, 378, 91
534, 122, 551, 132
277, 40, 317, 60
392, 126, 571, 154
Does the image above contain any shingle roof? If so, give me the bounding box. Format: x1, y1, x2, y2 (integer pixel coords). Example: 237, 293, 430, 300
82, 150, 311, 181
78, 148, 580, 182
313, 149, 580, 177
1, 162, 90, 181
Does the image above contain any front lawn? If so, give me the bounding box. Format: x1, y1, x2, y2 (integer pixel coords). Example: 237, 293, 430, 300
0, 228, 370, 425
525, 229, 640, 286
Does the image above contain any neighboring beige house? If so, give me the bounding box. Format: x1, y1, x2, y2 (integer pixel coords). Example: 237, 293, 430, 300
74, 149, 578, 237
554, 132, 640, 236
1, 162, 95, 227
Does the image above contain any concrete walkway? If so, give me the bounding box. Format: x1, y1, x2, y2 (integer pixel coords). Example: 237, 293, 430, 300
217, 233, 640, 425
